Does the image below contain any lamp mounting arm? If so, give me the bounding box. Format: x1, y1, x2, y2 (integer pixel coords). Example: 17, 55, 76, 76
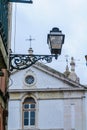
9, 54, 58, 71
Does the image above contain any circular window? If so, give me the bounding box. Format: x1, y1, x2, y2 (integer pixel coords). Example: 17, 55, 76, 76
25, 75, 34, 85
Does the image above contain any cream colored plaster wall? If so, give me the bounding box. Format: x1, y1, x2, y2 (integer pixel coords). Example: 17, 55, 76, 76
10, 91, 84, 100
64, 97, 85, 130
10, 91, 64, 100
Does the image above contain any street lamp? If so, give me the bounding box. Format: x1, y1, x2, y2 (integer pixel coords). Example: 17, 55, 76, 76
47, 27, 65, 59
9, 27, 65, 71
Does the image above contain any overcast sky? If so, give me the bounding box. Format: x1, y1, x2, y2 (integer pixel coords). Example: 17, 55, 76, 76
11, 0, 87, 85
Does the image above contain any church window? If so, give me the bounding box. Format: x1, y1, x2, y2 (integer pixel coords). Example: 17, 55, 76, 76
23, 97, 36, 127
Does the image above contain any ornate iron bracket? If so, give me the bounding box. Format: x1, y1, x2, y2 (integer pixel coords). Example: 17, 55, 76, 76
9, 54, 58, 71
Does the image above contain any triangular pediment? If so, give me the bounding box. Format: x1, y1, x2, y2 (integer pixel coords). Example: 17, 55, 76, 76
9, 62, 85, 91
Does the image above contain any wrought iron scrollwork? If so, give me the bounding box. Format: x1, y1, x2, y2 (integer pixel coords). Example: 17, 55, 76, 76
9, 54, 58, 71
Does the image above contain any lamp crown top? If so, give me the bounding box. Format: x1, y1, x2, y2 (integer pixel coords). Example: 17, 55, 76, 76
50, 27, 61, 33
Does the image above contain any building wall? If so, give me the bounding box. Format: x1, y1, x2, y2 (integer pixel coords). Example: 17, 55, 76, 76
8, 100, 21, 129
8, 67, 86, 130
8, 90, 86, 130
0, 69, 8, 93
0, 69, 9, 130
0, 104, 4, 130
38, 99, 64, 129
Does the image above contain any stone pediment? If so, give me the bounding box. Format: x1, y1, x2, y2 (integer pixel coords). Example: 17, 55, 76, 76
9, 62, 85, 90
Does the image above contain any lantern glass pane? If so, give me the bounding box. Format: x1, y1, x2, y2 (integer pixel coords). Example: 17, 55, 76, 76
50, 35, 63, 49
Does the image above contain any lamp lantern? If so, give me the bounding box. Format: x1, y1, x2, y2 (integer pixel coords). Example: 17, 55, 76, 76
47, 27, 65, 56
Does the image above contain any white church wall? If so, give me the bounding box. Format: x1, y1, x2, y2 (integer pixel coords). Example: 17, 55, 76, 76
35, 68, 68, 89
8, 100, 21, 130
10, 70, 25, 89
8, 64, 86, 130
38, 99, 64, 129
63, 98, 84, 130
10, 67, 71, 90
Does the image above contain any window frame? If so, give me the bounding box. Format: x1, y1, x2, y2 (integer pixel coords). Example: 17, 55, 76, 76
22, 97, 36, 128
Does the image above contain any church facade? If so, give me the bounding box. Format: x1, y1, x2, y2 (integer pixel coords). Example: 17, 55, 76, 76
8, 59, 87, 130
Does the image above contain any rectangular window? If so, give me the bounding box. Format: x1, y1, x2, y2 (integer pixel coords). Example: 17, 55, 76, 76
23, 97, 36, 127
24, 111, 29, 125
24, 111, 35, 126
30, 111, 35, 125
24, 104, 29, 109
31, 104, 35, 108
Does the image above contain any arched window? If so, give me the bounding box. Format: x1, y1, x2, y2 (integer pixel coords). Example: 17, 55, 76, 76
23, 97, 36, 127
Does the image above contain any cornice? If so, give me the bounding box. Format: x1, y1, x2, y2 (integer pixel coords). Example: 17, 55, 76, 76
33, 63, 85, 88
9, 87, 86, 93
